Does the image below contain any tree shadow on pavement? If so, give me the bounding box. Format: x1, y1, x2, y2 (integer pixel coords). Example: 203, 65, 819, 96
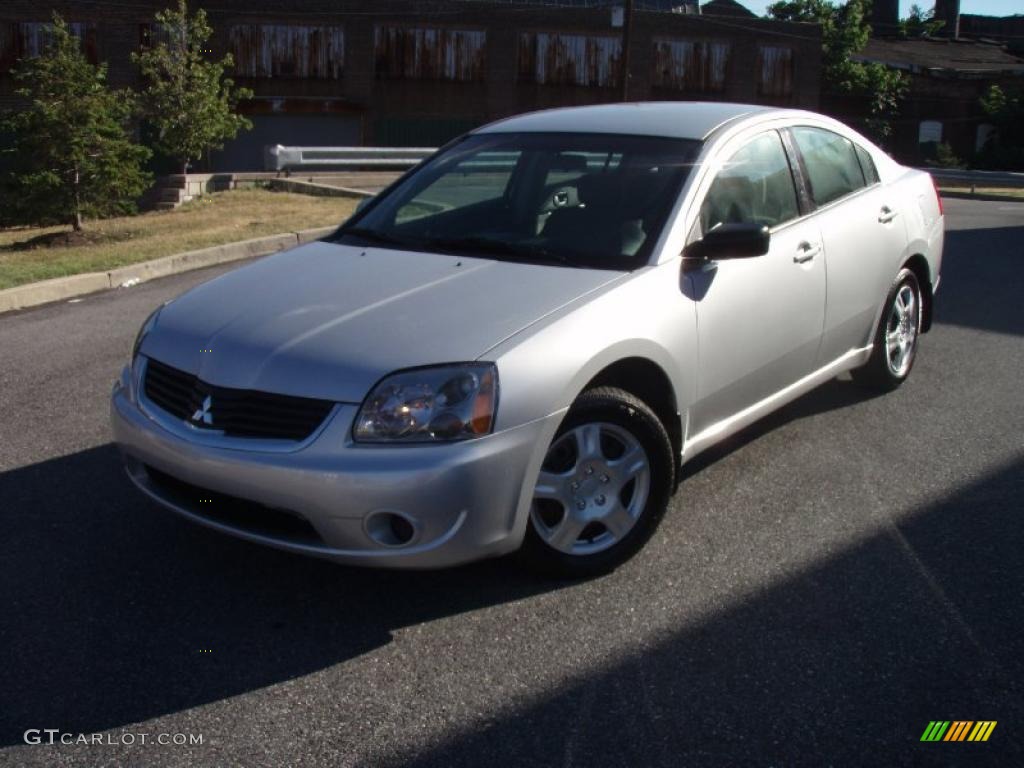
392, 457, 1024, 767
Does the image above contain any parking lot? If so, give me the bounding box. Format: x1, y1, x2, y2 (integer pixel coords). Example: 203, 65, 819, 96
1, 196, 1021, 766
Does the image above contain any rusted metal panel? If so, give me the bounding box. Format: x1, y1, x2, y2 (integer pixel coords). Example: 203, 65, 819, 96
230, 25, 345, 79
652, 37, 729, 93
374, 26, 485, 81
758, 45, 794, 98
518, 32, 621, 88
1, 21, 98, 68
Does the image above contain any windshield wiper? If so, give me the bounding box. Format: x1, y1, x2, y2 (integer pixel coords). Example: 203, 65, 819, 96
419, 236, 581, 267
336, 227, 412, 249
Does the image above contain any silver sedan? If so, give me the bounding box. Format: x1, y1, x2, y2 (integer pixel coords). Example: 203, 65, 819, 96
111, 102, 944, 576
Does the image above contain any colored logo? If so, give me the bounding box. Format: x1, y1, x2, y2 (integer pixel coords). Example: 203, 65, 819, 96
920, 721, 997, 742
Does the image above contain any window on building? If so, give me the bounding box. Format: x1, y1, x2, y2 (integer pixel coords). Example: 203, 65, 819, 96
652, 38, 730, 94
229, 25, 345, 79
518, 32, 621, 88
791, 127, 867, 207
374, 26, 485, 82
0, 21, 98, 72
700, 131, 799, 232
138, 23, 175, 51
918, 120, 942, 145
757, 45, 793, 99
976, 123, 994, 153
917, 120, 943, 161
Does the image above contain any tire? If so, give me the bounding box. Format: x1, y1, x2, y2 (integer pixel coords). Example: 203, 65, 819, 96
519, 386, 675, 578
852, 268, 923, 392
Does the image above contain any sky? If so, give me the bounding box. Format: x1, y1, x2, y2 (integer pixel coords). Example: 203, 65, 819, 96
743, 0, 1024, 18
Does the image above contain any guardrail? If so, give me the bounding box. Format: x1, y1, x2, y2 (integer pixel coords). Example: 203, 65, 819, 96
266, 145, 437, 172
921, 167, 1024, 190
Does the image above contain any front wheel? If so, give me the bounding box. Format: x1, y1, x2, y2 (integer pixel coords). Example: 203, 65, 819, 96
519, 386, 674, 578
852, 268, 922, 391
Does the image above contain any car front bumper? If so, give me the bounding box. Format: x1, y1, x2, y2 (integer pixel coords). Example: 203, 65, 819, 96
110, 367, 562, 569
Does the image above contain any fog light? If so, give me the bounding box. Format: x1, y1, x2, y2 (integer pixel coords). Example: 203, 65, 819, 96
365, 511, 418, 547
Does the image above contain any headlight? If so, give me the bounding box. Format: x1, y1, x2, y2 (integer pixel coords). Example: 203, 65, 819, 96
354, 364, 498, 443
131, 306, 163, 361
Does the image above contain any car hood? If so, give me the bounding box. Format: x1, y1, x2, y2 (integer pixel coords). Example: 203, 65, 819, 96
141, 241, 624, 403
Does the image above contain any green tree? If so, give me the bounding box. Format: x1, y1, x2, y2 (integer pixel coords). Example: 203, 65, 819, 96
977, 84, 1024, 170
132, 1, 252, 174
899, 5, 945, 38
0, 14, 151, 230
767, 0, 908, 143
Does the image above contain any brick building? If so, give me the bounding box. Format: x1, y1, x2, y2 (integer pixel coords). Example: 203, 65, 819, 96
860, 0, 1024, 164
854, 36, 1024, 163
0, 1, 822, 171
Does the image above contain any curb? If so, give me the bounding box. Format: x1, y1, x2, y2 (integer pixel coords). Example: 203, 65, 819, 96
938, 189, 1024, 204
0, 225, 338, 315
267, 178, 375, 199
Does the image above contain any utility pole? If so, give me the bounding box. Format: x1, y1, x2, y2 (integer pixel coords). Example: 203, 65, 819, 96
620, 0, 634, 101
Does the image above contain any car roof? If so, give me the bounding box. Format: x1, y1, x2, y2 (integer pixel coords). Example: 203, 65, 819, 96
474, 102, 783, 142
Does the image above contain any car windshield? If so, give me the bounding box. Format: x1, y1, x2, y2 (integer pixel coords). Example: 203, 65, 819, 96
335, 132, 701, 270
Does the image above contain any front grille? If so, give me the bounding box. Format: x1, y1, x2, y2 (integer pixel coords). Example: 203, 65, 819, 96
144, 465, 324, 546
144, 357, 334, 441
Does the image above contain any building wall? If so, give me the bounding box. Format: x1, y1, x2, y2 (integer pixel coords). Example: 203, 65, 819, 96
0, 1, 822, 170
886, 70, 1022, 164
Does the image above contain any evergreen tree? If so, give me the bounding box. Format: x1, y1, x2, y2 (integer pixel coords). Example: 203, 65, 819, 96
0, 14, 152, 230
133, 1, 252, 174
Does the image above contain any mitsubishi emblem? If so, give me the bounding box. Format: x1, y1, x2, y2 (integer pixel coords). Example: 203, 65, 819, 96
191, 394, 214, 426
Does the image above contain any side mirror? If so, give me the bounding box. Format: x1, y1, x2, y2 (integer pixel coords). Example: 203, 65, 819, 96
685, 223, 770, 260
355, 196, 373, 213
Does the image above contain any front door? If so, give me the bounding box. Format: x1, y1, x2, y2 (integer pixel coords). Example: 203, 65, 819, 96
685, 129, 826, 436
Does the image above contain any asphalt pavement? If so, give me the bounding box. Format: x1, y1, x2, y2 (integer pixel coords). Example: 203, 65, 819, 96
0, 197, 1022, 766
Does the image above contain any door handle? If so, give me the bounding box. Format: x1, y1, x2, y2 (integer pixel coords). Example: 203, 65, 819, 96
878, 206, 899, 223
793, 242, 821, 264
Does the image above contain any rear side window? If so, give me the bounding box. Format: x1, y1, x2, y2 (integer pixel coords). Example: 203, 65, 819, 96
791, 127, 866, 207
700, 130, 800, 232
854, 144, 880, 185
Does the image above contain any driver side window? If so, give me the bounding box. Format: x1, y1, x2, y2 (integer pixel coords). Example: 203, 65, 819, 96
700, 131, 800, 233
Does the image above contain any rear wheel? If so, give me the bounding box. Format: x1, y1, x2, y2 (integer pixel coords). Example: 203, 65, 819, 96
852, 268, 922, 391
520, 387, 674, 578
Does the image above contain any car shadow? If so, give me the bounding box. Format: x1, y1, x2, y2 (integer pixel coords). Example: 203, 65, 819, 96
680, 376, 886, 481
0, 443, 567, 745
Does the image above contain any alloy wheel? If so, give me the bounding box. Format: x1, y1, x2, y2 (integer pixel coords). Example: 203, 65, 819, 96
531, 422, 651, 556
885, 283, 919, 377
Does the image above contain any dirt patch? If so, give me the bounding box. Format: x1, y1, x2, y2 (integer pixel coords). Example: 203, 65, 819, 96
9, 229, 133, 251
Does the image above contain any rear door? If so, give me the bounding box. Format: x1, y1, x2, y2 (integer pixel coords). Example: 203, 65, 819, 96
686, 129, 826, 435
788, 127, 908, 364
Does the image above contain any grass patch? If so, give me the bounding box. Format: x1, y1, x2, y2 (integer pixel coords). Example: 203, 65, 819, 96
0, 188, 357, 290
